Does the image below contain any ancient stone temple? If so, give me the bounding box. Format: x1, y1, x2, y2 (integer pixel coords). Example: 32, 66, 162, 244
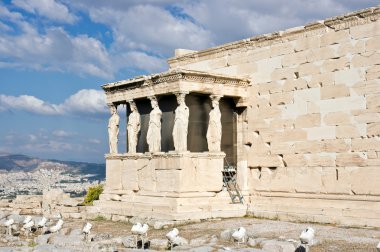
97, 6, 380, 228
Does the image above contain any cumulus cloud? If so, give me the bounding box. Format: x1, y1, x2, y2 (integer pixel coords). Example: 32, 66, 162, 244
0, 89, 107, 117
0, 25, 114, 78
0, 0, 378, 79
12, 0, 78, 24
0, 94, 60, 115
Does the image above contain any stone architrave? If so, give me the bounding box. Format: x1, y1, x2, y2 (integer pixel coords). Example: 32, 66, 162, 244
147, 96, 162, 152
173, 93, 189, 152
127, 100, 141, 153
108, 104, 120, 154
207, 95, 222, 152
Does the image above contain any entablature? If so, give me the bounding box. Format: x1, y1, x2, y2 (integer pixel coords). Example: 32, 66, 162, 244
101, 69, 250, 105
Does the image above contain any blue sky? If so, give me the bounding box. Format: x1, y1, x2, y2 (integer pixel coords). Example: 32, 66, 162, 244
0, 0, 378, 163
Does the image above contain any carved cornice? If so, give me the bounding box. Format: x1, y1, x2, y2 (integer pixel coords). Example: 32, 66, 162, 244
167, 6, 380, 66
101, 69, 250, 103
102, 69, 249, 91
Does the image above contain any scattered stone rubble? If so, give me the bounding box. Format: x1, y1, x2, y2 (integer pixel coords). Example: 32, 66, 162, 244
1, 211, 379, 252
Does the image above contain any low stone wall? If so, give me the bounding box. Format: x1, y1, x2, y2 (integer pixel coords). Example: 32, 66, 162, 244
0, 189, 94, 220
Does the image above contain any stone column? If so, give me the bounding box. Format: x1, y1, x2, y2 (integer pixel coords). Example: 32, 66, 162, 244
207, 95, 222, 152
127, 100, 141, 153
108, 103, 120, 154
173, 92, 189, 152
147, 96, 162, 152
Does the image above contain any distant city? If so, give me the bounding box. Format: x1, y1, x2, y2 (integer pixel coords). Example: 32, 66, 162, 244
0, 153, 105, 199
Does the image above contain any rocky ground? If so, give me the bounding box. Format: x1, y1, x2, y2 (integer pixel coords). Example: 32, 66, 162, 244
0, 216, 379, 251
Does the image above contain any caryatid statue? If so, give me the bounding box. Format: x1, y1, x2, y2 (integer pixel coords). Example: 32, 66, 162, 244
108, 104, 120, 154
207, 95, 222, 152
127, 100, 140, 153
147, 96, 162, 152
173, 93, 189, 152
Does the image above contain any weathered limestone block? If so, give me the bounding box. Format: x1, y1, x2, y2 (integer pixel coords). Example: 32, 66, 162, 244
226, 51, 249, 65
267, 167, 295, 192
247, 47, 271, 61
257, 81, 283, 95
295, 113, 321, 128
321, 85, 350, 100
282, 129, 308, 142
354, 112, 380, 124
280, 102, 307, 119
272, 67, 298, 81
236, 62, 258, 76
350, 21, 380, 39
352, 138, 380, 151
336, 124, 366, 138
298, 62, 320, 76
321, 167, 351, 194
60, 198, 82, 207
106, 159, 122, 190
350, 167, 380, 195
365, 36, 380, 51
367, 94, 380, 109
269, 91, 294, 105
282, 51, 308, 67
307, 46, 340, 61
336, 40, 365, 58
321, 57, 350, 74
270, 118, 295, 130
294, 36, 320, 52
352, 80, 380, 96
121, 159, 139, 191
247, 132, 270, 155
321, 30, 351, 46
367, 123, 380, 137
295, 141, 322, 154
334, 68, 364, 86
283, 78, 308, 92
322, 139, 351, 152
283, 154, 307, 167
270, 142, 295, 154
336, 153, 367, 167
307, 154, 336, 167
318, 96, 366, 113
270, 41, 294, 57
137, 162, 156, 192
308, 73, 334, 87
305, 126, 336, 140
324, 112, 352, 126
248, 154, 283, 168
255, 56, 282, 83
352, 51, 380, 67
294, 167, 322, 193
294, 87, 320, 103
366, 65, 380, 80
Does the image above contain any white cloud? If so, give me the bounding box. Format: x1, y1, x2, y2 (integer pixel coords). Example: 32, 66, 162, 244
0, 0, 378, 79
0, 89, 107, 117
88, 138, 101, 144
0, 94, 60, 115
75, 2, 213, 56
12, 0, 78, 24
62, 89, 108, 115
0, 26, 114, 78
52, 130, 74, 137
0, 4, 23, 21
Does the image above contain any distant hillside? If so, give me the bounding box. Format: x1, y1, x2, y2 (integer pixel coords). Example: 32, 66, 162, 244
0, 153, 105, 181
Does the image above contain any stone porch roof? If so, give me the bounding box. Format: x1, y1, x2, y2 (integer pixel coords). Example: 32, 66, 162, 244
102, 69, 250, 106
